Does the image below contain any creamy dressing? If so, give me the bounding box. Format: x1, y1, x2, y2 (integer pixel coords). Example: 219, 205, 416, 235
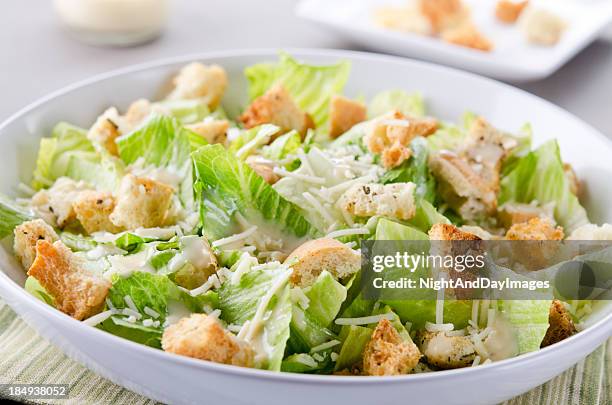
104, 246, 155, 278
165, 300, 192, 326
483, 315, 519, 361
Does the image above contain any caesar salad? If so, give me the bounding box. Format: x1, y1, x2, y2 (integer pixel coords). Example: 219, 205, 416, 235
1, 53, 609, 376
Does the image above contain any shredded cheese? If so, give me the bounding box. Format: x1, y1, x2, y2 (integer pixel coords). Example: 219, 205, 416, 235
335, 313, 395, 326
83, 310, 114, 326
212, 226, 258, 248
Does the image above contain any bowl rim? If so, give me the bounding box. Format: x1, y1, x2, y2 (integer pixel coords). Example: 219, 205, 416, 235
0, 47, 611, 384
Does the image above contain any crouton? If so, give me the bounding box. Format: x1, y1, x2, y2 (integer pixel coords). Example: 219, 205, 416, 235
329, 95, 367, 138
416, 330, 477, 369
339, 183, 416, 221
429, 152, 497, 220
30, 178, 91, 228
123, 99, 152, 133
429, 223, 481, 241
374, 4, 433, 36
541, 300, 576, 347
419, 0, 470, 33
13, 219, 58, 270
240, 85, 314, 136
505, 217, 564, 241
521, 8, 566, 46
73, 191, 123, 234
441, 23, 493, 52
166, 63, 228, 109
495, 0, 528, 24
497, 202, 555, 229
363, 319, 421, 376
381, 142, 413, 169
27, 240, 111, 320
162, 314, 254, 367
186, 119, 229, 144
88, 108, 121, 155
110, 174, 174, 230
563, 163, 580, 196
245, 156, 280, 185
285, 238, 360, 287
365, 111, 438, 168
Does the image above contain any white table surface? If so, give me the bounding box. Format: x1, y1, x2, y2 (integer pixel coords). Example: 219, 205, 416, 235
1, 0, 611, 138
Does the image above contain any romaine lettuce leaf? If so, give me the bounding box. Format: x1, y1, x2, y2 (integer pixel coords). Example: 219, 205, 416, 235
192, 144, 317, 243
25, 276, 54, 306
0, 194, 33, 238
65, 153, 125, 192
499, 140, 589, 233
368, 90, 425, 118
100, 272, 181, 348
304, 271, 347, 327
218, 259, 292, 370
334, 325, 372, 371
380, 137, 436, 203
155, 99, 210, 124
262, 130, 302, 165
228, 124, 280, 159
497, 300, 552, 354
245, 53, 350, 129
31, 122, 97, 189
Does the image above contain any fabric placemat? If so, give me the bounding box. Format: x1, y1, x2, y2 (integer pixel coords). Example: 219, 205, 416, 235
0, 298, 609, 405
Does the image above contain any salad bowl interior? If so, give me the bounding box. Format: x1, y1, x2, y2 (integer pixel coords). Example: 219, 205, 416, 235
0, 49, 611, 405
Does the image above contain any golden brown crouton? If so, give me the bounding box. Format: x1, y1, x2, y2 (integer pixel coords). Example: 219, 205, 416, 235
366, 111, 438, 168
245, 156, 280, 185
167, 63, 228, 109
497, 202, 555, 229
240, 85, 315, 136
73, 191, 123, 234
123, 99, 153, 133
416, 330, 477, 369
30, 178, 91, 228
88, 108, 121, 155
429, 152, 497, 220
428, 223, 481, 241
495, 0, 528, 24
374, 4, 433, 35
441, 22, 493, 52
339, 183, 417, 221
186, 119, 229, 144
541, 300, 576, 347
162, 314, 254, 367
285, 238, 360, 287
329, 95, 367, 138
505, 218, 564, 241
363, 319, 421, 376
13, 219, 58, 270
419, 0, 470, 33
27, 240, 111, 320
110, 174, 174, 230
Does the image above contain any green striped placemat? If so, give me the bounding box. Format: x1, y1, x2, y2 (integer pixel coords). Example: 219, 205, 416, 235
0, 298, 609, 405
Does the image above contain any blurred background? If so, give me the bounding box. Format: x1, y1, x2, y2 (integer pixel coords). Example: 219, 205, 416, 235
1, 0, 611, 136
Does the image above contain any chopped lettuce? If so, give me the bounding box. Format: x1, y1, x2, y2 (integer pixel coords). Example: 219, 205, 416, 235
192, 144, 317, 243
218, 259, 292, 370
60, 232, 98, 252
262, 130, 302, 166
245, 53, 350, 129
368, 90, 425, 118
31, 122, 97, 189
380, 137, 437, 203
228, 124, 280, 160
304, 271, 347, 327
0, 194, 33, 238
100, 272, 181, 348
334, 325, 372, 371
497, 300, 552, 354
25, 276, 54, 306
65, 153, 125, 192
499, 140, 589, 233
155, 99, 210, 124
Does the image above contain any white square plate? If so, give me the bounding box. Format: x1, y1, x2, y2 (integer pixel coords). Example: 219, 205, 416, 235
296, 0, 612, 81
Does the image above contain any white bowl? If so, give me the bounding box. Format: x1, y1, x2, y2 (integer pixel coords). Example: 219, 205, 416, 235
0, 49, 610, 405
